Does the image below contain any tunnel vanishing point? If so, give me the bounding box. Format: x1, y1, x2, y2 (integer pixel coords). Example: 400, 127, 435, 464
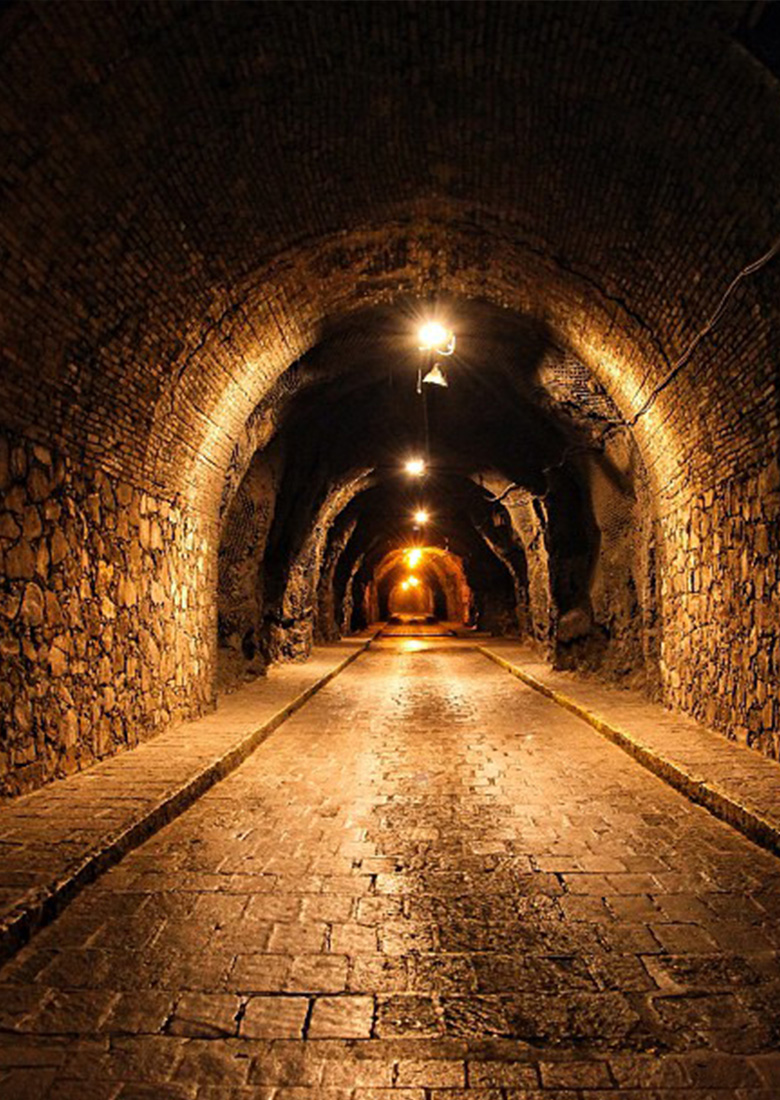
1, 1, 780, 1095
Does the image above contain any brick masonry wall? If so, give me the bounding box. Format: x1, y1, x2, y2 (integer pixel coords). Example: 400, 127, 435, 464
0, 430, 215, 797
0, 0, 779, 785
1, 3, 774, 512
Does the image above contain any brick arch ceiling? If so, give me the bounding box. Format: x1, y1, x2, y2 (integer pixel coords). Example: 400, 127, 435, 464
1, 1, 778, 515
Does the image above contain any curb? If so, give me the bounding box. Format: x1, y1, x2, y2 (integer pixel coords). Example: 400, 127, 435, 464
478, 646, 780, 859
0, 635, 376, 965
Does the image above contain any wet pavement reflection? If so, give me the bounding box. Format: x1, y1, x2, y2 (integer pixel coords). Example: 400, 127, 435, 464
2, 639, 780, 1095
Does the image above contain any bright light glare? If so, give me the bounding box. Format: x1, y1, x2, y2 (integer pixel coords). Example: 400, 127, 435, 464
404, 458, 426, 477
413, 509, 429, 525
406, 548, 422, 567
401, 580, 410, 591
418, 320, 455, 355
418, 321, 449, 349
407, 575, 420, 588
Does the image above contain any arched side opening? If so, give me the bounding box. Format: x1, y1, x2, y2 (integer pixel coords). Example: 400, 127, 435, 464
478, 480, 552, 647
314, 515, 358, 644
262, 472, 374, 663
216, 442, 283, 691
474, 341, 659, 688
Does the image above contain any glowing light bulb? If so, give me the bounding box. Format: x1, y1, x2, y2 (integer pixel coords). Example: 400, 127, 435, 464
418, 321, 448, 349
418, 321, 456, 355
413, 509, 429, 525
407, 548, 422, 567
404, 458, 426, 476
407, 576, 419, 587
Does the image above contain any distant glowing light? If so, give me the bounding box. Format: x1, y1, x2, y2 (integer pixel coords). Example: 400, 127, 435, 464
407, 575, 420, 588
413, 510, 429, 525
418, 321, 456, 356
401, 580, 410, 591
406, 548, 422, 567
404, 458, 426, 476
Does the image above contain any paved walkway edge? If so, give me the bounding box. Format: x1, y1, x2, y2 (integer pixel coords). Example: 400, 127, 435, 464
478, 645, 780, 859
0, 635, 375, 965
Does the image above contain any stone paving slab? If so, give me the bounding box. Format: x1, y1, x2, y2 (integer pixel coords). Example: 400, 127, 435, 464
3, 640, 780, 1096
479, 642, 780, 858
0, 635, 375, 963
0, 1032, 779, 1097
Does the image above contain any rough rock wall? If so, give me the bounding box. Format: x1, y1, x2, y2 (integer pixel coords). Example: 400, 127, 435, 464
266, 475, 372, 661
504, 494, 552, 645
572, 437, 649, 685
474, 589, 515, 636
480, 479, 551, 644
314, 518, 357, 643
483, 457, 652, 684
636, 256, 779, 756
0, 431, 214, 797
343, 555, 367, 633
532, 350, 652, 678
476, 526, 529, 637
217, 448, 281, 691
423, 555, 473, 625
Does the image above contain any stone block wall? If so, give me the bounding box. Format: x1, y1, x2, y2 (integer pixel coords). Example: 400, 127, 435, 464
0, 430, 215, 797
0, 0, 778, 795
659, 459, 780, 759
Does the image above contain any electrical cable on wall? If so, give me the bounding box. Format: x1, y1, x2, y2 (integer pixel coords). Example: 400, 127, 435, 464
628, 232, 780, 425
490, 230, 780, 508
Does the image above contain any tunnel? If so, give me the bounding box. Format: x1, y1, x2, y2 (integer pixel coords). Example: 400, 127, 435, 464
378, 546, 472, 624
1, 1, 780, 1092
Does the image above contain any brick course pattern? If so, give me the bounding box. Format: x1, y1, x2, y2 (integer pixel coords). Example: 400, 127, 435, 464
0, 0, 779, 789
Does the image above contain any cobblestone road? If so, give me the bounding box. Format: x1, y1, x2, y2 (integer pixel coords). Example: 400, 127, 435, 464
2, 638, 780, 1097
